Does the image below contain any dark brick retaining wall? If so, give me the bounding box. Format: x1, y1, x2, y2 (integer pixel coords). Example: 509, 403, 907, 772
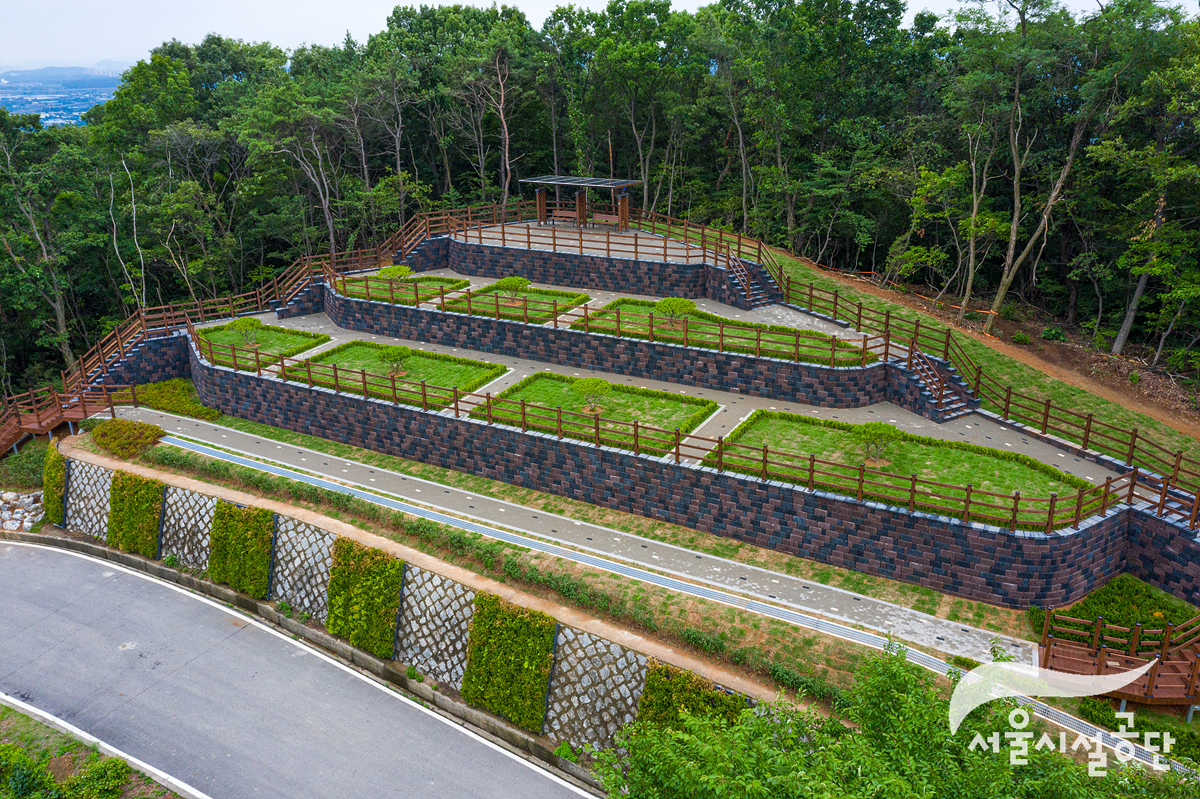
188, 344, 1170, 609
99, 331, 191, 386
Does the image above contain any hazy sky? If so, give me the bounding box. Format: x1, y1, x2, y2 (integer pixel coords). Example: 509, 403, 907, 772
1, 0, 1119, 70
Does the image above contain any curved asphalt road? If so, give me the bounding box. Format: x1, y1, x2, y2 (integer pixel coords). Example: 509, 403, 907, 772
0, 543, 590, 799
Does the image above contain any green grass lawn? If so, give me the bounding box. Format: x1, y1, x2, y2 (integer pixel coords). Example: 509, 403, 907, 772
442, 283, 589, 323
283, 341, 505, 408
476, 373, 717, 454
714, 410, 1092, 528
771, 251, 1200, 462
573, 298, 873, 366
198, 322, 329, 370
341, 274, 469, 305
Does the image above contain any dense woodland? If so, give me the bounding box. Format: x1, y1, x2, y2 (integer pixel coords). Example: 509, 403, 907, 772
1, 0, 1198, 393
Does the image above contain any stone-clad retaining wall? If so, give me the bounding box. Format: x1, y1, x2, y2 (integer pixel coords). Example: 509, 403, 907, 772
325, 287, 966, 419
97, 330, 191, 387
56, 451, 650, 753
189, 344, 1174, 609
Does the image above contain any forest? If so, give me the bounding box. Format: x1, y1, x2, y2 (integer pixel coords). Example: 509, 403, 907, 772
0, 0, 1197, 393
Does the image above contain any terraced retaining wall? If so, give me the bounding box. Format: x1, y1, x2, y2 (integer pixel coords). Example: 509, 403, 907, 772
188, 344, 1197, 609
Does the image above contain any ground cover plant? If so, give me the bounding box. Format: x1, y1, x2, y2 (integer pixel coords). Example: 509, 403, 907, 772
131, 378, 221, 420
282, 341, 505, 407
637, 661, 747, 730
1028, 573, 1198, 639
476, 372, 718, 454
106, 471, 164, 558
441, 280, 589, 322
574, 297, 873, 366
208, 502, 275, 598
325, 537, 405, 659
0, 438, 46, 488
460, 592, 558, 733
90, 418, 165, 460
710, 410, 1093, 527
197, 320, 329, 369
342, 272, 469, 305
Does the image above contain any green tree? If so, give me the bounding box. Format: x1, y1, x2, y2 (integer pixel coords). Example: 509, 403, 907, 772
571, 377, 611, 411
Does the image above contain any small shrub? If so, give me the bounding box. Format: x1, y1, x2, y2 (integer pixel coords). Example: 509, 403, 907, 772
1000, 303, 1020, 321
91, 419, 164, 460
1026, 606, 1046, 637
681, 626, 726, 655
638, 661, 747, 731
1011, 332, 1031, 345
1078, 697, 1118, 730
949, 654, 981, 671
132, 379, 220, 421
208, 502, 275, 598
163, 554, 180, 569
768, 663, 851, 709
65, 756, 132, 798
494, 276, 532, 297
1041, 326, 1066, 341
852, 421, 903, 462
41, 441, 66, 525
461, 593, 558, 733
378, 345, 412, 375
406, 664, 424, 682
106, 471, 165, 559
78, 417, 104, 433
379, 264, 412, 280
1130, 371, 1140, 385
325, 537, 405, 659
654, 297, 696, 319
553, 741, 579, 763
227, 316, 263, 345
278, 600, 293, 617
570, 377, 611, 411
0, 439, 47, 489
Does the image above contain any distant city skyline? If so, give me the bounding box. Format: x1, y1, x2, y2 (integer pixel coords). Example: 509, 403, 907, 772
1, 0, 1119, 70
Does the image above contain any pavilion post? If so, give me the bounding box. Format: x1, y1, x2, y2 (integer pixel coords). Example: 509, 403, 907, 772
576, 189, 587, 228
536, 187, 548, 225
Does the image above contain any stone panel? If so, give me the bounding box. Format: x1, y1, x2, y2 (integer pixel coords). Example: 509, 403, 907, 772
544, 627, 648, 752
396, 565, 475, 689
160, 485, 215, 570
271, 516, 336, 622
97, 332, 191, 387
64, 459, 112, 542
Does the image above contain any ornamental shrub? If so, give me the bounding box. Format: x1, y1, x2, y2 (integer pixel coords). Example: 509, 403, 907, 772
107, 471, 164, 558
494, 276, 531, 297
132, 379, 220, 421
1011, 331, 1031, 345
378, 345, 412, 375
1077, 697, 1117, 730
208, 502, 275, 598
325, 537, 405, 659
637, 661, 747, 730
91, 419, 164, 460
227, 316, 263, 345
654, 297, 696, 319
570, 377, 611, 409
461, 593, 558, 733
41, 441, 66, 525
852, 421, 903, 461
1041, 326, 1066, 341
379, 264, 413, 280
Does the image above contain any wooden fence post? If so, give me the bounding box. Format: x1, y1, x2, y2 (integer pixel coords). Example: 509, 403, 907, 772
809, 455, 817, 490
716, 437, 724, 472
633, 420, 639, 455
421, 381, 428, 411
1126, 428, 1138, 466
856, 464, 865, 501
962, 484, 972, 523
1100, 476, 1112, 516
1045, 493, 1058, 534
1091, 617, 1104, 650
674, 428, 681, 464
1129, 623, 1142, 656
1128, 467, 1140, 503
1003, 387, 1012, 419
1041, 398, 1051, 434
1083, 414, 1094, 450
909, 474, 918, 512
486, 393, 493, 424
761, 445, 768, 481
1157, 478, 1171, 517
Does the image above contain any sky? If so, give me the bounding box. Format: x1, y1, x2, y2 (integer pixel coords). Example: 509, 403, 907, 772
0, 0, 1118, 71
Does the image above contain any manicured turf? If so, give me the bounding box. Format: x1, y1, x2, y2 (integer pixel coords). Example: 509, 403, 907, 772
478, 373, 717, 453
282, 341, 506, 409
575, 298, 872, 366
342, 275, 469, 305
442, 284, 589, 322
197, 322, 329, 370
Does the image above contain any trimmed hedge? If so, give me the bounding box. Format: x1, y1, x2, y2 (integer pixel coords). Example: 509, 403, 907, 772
106, 471, 164, 558
132, 379, 221, 421
326, 537, 405, 659
479, 372, 718, 456
91, 419, 165, 460
42, 442, 66, 525
461, 593, 558, 733
637, 660, 747, 730
208, 502, 275, 598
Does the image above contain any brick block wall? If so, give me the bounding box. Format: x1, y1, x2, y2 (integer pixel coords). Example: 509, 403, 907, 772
1125, 508, 1200, 606
190, 344, 1160, 609
99, 331, 191, 386
275, 280, 326, 319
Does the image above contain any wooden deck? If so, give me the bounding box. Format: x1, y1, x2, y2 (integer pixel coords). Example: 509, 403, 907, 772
451, 221, 726, 266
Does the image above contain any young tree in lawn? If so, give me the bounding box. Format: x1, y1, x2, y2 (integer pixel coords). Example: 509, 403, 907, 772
378, 345, 412, 375
571, 377, 611, 413
494, 276, 531, 298
654, 296, 695, 319
227, 317, 263, 345
852, 422, 903, 463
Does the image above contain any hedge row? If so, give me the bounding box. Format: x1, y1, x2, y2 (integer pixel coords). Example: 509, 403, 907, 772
326, 537, 406, 659
91, 419, 165, 460
461, 592, 558, 733
208, 502, 275, 598
637, 660, 747, 731
106, 472, 164, 559
41, 443, 66, 526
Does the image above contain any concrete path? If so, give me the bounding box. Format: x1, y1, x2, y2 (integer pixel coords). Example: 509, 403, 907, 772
121, 407, 1037, 665
0, 542, 590, 799
221, 310, 1121, 488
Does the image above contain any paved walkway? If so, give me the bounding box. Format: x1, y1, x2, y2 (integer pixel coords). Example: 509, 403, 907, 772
217, 310, 1121, 487
123, 407, 1036, 664
0, 543, 589, 799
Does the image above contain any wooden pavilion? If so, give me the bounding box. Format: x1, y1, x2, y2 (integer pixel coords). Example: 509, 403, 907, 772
519, 175, 641, 232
